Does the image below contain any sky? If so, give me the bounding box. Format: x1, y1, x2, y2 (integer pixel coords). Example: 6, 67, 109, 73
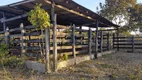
74, 0, 142, 12
0, 0, 142, 12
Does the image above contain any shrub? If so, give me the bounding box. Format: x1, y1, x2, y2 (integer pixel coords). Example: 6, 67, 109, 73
59, 53, 69, 61
0, 42, 8, 58
63, 54, 68, 61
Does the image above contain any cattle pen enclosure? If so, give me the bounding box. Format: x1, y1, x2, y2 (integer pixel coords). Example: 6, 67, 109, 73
0, 23, 117, 72
0, 0, 121, 72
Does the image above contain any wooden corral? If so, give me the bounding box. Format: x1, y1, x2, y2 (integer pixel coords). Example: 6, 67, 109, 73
0, 0, 120, 72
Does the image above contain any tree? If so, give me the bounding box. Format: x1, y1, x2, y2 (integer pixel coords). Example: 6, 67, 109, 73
28, 4, 50, 30
98, 0, 136, 26
28, 4, 51, 72
128, 3, 142, 32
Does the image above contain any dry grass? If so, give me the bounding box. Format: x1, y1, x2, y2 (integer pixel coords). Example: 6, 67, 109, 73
0, 52, 142, 80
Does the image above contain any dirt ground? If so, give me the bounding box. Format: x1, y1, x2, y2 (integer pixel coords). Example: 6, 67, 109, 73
0, 52, 142, 80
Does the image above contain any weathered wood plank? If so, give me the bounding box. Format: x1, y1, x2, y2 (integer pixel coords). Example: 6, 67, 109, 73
72, 24, 76, 63
100, 31, 103, 52
45, 27, 50, 73
107, 33, 110, 50
95, 20, 99, 59
88, 28, 92, 59
20, 23, 26, 56
52, 6, 57, 71
25, 45, 88, 51
10, 34, 21, 37
2, 14, 28, 23
9, 27, 22, 32
76, 28, 88, 32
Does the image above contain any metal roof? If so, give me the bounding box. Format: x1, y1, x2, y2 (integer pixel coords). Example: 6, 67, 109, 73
0, 0, 119, 29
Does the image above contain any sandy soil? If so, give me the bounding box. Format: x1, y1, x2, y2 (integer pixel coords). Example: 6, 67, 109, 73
0, 52, 142, 80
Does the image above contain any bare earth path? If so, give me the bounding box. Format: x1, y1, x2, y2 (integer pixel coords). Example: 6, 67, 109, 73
0, 52, 142, 80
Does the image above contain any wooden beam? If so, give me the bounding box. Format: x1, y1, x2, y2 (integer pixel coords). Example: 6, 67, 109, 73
20, 23, 26, 56
79, 26, 83, 45
7, 0, 35, 7
44, 0, 95, 22
113, 33, 115, 49
88, 28, 92, 59
28, 32, 31, 46
5, 27, 9, 44
98, 29, 117, 32
51, 2, 58, 72
95, 20, 99, 59
45, 27, 50, 73
100, 31, 103, 52
1, 14, 28, 23
72, 24, 76, 64
107, 33, 110, 50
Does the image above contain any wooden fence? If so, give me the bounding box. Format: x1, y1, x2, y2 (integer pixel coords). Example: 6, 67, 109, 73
0, 23, 114, 60
113, 36, 142, 52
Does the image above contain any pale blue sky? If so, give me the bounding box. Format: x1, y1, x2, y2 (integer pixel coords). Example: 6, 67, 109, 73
0, 0, 142, 12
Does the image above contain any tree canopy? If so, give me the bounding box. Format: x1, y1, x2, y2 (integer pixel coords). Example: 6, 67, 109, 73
128, 3, 142, 31
98, 0, 136, 26
98, 0, 142, 33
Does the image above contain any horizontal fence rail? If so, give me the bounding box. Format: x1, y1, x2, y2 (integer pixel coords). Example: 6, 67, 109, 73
0, 24, 114, 60
113, 36, 142, 52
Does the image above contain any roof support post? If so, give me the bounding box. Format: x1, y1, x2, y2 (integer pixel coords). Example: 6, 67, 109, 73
88, 28, 92, 59
51, 2, 58, 72
72, 24, 76, 64
95, 20, 99, 59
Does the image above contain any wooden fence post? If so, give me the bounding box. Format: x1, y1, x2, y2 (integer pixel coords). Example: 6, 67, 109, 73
113, 33, 115, 49
132, 36, 134, 52
20, 23, 26, 57
28, 31, 31, 47
100, 31, 103, 52
45, 27, 50, 73
51, 1, 57, 72
107, 33, 110, 50
5, 27, 9, 44
117, 28, 119, 51
95, 20, 99, 59
88, 28, 92, 59
53, 14, 57, 72
79, 26, 83, 45
72, 24, 76, 63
